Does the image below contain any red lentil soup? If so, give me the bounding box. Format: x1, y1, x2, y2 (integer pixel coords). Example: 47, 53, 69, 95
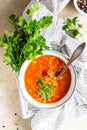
24, 55, 71, 104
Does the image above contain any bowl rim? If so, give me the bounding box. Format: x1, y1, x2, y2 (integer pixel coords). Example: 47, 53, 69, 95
18, 50, 76, 109
73, 0, 87, 15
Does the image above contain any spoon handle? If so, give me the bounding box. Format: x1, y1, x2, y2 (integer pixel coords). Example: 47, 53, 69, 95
57, 42, 86, 79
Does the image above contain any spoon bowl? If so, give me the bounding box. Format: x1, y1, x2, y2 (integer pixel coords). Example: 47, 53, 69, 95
57, 42, 86, 79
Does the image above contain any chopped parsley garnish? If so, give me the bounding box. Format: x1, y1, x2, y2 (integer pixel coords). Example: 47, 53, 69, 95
37, 78, 53, 101
62, 17, 83, 38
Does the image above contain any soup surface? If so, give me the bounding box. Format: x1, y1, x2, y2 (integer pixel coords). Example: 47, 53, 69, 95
24, 55, 71, 103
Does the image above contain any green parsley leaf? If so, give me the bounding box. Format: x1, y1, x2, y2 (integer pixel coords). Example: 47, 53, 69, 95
26, 2, 39, 17
8, 14, 19, 29
38, 16, 53, 28
37, 78, 53, 101
62, 17, 83, 38
18, 16, 26, 26
38, 89, 47, 101
37, 78, 44, 88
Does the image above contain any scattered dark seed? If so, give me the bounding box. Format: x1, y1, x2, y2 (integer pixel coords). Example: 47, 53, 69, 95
16, 128, 19, 130
2, 126, 5, 128
14, 113, 17, 116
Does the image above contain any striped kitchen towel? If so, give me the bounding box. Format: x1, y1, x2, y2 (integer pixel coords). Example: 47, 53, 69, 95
17, 0, 87, 130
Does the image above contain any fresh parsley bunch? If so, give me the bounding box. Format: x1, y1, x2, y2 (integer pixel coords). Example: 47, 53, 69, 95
0, 2, 53, 72
62, 17, 83, 38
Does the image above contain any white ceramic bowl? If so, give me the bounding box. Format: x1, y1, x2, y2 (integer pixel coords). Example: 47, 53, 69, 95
19, 50, 76, 109
73, 0, 87, 15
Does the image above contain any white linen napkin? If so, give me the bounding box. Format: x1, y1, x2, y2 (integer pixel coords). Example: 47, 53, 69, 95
17, 0, 87, 129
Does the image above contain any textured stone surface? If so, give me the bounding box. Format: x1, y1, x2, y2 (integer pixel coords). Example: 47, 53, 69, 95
0, 1, 32, 130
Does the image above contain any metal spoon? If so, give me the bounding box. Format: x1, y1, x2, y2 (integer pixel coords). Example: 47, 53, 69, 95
57, 42, 86, 80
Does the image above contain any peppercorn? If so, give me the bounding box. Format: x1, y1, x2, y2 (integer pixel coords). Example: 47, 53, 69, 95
77, 0, 87, 13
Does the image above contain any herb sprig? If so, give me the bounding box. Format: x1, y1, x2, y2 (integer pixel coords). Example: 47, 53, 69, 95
62, 17, 83, 38
0, 2, 53, 72
37, 78, 53, 101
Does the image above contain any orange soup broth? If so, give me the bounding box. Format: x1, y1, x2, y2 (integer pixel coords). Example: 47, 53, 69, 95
24, 55, 71, 104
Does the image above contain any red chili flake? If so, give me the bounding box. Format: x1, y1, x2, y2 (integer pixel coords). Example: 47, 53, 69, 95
42, 70, 47, 76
